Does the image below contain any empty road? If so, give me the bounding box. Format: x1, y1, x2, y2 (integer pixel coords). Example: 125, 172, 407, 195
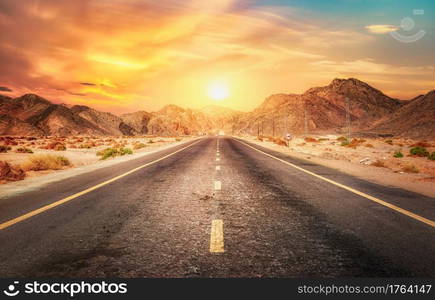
0, 137, 434, 277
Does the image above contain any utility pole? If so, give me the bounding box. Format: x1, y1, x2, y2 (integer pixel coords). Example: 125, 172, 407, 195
272, 115, 275, 137
304, 104, 308, 136
257, 122, 260, 137
345, 97, 351, 139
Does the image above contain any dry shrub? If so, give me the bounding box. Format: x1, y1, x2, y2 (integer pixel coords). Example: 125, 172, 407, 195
0, 161, 25, 182
133, 143, 146, 150
342, 138, 366, 148
304, 137, 318, 143
371, 159, 386, 168
364, 143, 374, 148
401, 164, 419, 173
45, 141, 66, 151
15, 147, 33, 153
175, 138, 182, 142
0, 145, 11, 153
21, 154, 71, 171
274, 138, 288, 146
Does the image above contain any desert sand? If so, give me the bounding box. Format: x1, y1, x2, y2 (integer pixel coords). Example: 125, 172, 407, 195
240, 135, 435, 198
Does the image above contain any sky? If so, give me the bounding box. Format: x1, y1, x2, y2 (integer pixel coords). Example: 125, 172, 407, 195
0, 0, 434, 114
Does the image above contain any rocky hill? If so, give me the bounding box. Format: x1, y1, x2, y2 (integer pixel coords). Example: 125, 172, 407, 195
233, 78, 404, 136
0, 79, 433, 139
71, 105, 136, 136
371, 90, 435, 139
120, 111, 153, 134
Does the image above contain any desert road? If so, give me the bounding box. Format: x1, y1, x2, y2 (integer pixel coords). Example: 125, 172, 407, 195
0, 137, 434, 277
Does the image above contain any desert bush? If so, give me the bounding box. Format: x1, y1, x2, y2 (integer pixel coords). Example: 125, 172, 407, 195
0, 161, 25, 181
428, 152, 435, 161
120, 148, 133, 155
364, 143, 374, 148
79, 143, 94, 149
97, 147, 133, 160
147, 139, 155, 144
385, 139, 393, 145
401, 164, 419, 173
133, 143, 146, 150
15, 147, 33, 154
410, 146, 429, 157
97, 148, 119, 160
337, 136, 348, 141
340, 140, 350, 146
304, 137, 318, 143
21, 154, 71, 171
274, 138, 288, 146
345, 138, 365, 148
0, 145, 11, 153
46, 141, 66, 151
175, 138, 182, 142
318, 138, 329, 142
393, 151, 403, 158
371, 159, 386, 168
257, 136, 263, 142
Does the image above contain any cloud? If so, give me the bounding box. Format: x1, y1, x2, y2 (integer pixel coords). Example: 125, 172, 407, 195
0, 86, 12, 92
365, 24, 399, 34
0, 1, 432, 112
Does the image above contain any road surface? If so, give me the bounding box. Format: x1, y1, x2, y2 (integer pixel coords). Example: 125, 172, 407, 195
0, 137, 434, 277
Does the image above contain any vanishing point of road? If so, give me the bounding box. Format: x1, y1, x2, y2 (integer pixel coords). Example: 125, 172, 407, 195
0, 137, 434, 277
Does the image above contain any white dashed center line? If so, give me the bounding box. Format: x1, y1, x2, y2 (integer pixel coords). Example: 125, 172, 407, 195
214, 180, 221, 190
210, 219, 224, 253
216, 165, 221, 171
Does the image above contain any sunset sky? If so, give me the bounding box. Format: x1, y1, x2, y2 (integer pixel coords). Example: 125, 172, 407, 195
0, 0, 434, 114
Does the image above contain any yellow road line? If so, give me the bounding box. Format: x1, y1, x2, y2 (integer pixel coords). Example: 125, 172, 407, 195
0, 139, 203, 230
210, 219, 224, 253
236, 139, 435, 228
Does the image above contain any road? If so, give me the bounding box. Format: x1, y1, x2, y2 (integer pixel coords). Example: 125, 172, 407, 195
0, 137, 434, 277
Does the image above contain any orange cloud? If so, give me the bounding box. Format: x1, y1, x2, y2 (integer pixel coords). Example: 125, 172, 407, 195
0, 0, 433, 114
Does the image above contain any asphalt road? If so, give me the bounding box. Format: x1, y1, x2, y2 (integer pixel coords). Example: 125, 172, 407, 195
0, 137, 434, 277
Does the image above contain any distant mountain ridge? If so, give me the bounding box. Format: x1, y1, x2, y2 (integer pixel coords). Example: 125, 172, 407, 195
0, 78, 433, 139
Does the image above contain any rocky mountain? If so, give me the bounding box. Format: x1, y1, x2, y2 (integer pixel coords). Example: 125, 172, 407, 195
71, 105, 136, 136
233, 78, 404, 136
120, 111, 153, 135
147, 105, 215, 135
0, 79, 433, 139
371, 90, 435, 139
0, 94, 119, 136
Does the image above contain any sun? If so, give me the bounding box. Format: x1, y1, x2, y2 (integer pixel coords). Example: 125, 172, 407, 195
207, 82, 229, 101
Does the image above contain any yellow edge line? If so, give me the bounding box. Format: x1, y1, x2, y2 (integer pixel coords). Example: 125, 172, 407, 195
236, 139, 435, 228
210, 219, 224, 253
0, 139, 203, 230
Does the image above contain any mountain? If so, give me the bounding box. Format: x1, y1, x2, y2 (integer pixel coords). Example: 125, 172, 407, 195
0, 94, 128, 136
71, 105, 136, 136
371, 90, 435, 139
120, 111, 152, 134
233, 78, 403, 136
147, 105, 214, 135
0, 78, 433, 138
0, 114, 44, 136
